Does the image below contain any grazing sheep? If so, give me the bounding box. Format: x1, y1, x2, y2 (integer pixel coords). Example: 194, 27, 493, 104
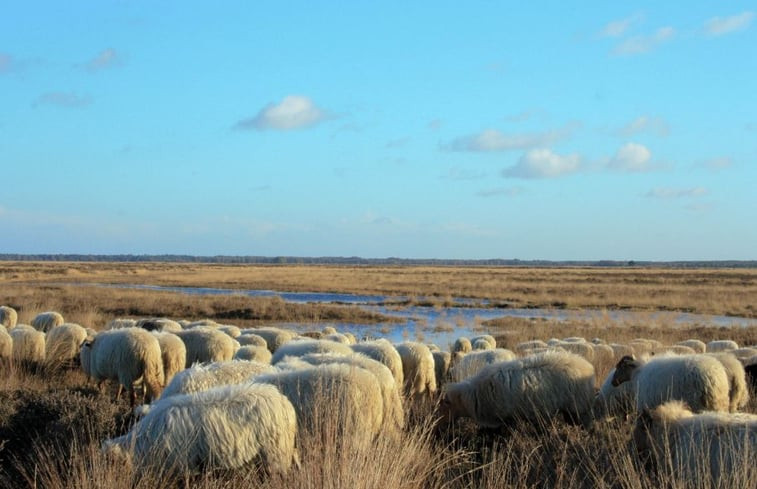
271, 339, 353, 364
450, 348, 517, 382
218, 325, 241, 338
452, 337, 473, 355
471, 338, 493, 351
44, 323, 87, 367
706, 340, 739, 353
234, 345, 273, 364
728, 347, 757, 362
707, 352, 749, 412
10, 328, 46, 366
31, 311, 64, 333
251, 327, 296, 352
105, 318, 138, 330
610, 343, 634, 359
395, 342, 437, 398
136, 318, 182, 333
633, 400, 757, 484
344, 332, 357, 344
629, 339, 659, 356
611, 355, 730, 413
186, 319, 218, 329
471, 334, 496, 349
561, 337, 586, 344
324, 332, 351, 344
237, 333, 268, 348
80, 328, 164, 405
432, 350, 451, 387
591, 338, 606, 345
593, 367, 636, 421
663, 345, 697, 355
103, 383, 299, 475
174, 329, 237, 367
150, 332, 186, 386
556, 341, 594, 362
0, 328, 13, 361
516, 340, 548, 354
676, 339, 706, 354
591, 343, 616, 367
0, 306, 18, 329
351, 339, 404, 386
158, 360, 273, 400
253, 363, 383, 446
322, 326, 337, 335
440, 351, 596, 428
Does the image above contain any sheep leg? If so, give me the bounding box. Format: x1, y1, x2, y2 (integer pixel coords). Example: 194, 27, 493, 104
129, 387, 137, 407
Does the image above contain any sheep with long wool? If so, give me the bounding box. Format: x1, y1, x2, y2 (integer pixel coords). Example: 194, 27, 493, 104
0, 306, 18, 329
150, 331, 187, 386
44, 323, 87, 367
174, 328, 237, 367
450, 348, 516, 382
350, 338, 404, 386
271, 339, 352, 364
395, 342, 437, 398
31, 311, 64, 333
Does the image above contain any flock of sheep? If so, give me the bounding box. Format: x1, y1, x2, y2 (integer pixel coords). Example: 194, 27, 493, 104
1, 304, 756, 484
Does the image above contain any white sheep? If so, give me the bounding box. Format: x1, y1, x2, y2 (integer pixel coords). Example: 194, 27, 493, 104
271, 339, 352, 364
322, 326, 337, 335
250, 327, 296, 352
633, 400, 757, 485
0, 328, 13, 361
708, 352, 749, 412
234, 345, 273, 364
31, 311, 64, 333
706, 340, 739, 353
218, 324, 241, 338
0, 306, 18, 329
174, 329, 237, 367
351, 338, 404, 386
556, 341, 594, 362
471, 334, 496, 349
10, 328, 46, 366
432, 350, 451, 388
450, 348, 517, 382
80, 328, 164, 405
515, 340, 548, 354
185, 319, 219, 329
395, 342, 437, 398
323, 332, 352, 344
561, 337, 586, 343
150, 331, 186, 386
728, 347, 757, 362
593, 367, 636, 421
440, 350, 596, 428
154, 359, 273, 402
675, 339, 706, 353
105, 318, 138, 330
452, 337, 473, 355
609, 343, 635, 359
471, 338, 493, 351
591, 343, 616, 367
103, 382, 299, 475
663, 345, 696, 355
610, 354, 730, 413
237, 333, 268, 348
44, 323, 87, 367
136, 318, 183, 333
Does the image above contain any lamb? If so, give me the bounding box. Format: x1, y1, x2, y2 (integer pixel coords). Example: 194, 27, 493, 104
0, 306, 18, 329
432, 350, 451, 388
80, 328, 164, 405
676, 339, 706, 353
174, 329, 237, 367
103, 383, 299, 475
610, 354, 730, 413
10, 328, 46, 367
395, 342, 437, 398
271, 339, 352, 364
351, 338, 404, 386
234, 345, 273, 364
452, 337, 473, 355
440, 350, 596, 428
44, 323, 87, 367
158, 360, 273, 400
707, 352, 749, 412
250, 327, 296, 352
136, 318, 182, 333
150, 332, 186, 386
632, 400, 757, 485
31, 311, 64, 333
706, 340, 739, 353
0, 328, 13, 361
450, 348, 517, 382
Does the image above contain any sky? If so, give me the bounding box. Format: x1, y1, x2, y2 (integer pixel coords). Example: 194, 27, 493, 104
1, 1, 755, 260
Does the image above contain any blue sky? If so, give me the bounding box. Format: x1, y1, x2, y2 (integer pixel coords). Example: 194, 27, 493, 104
1, 2, 755, 260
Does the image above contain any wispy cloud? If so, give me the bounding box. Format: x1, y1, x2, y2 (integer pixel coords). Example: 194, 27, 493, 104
234, 95, 331, 131
476, 186, 524, 197
607, 142, 653, 172
83, 48, 124, 72
505, 109, 546, 123
444, 122, 579, 152
502, 148, 581, 179
645, 187, 708, 199
704, 11, 754, 36
599, 13, 643, 38
385, 136, 411, 149
0, 52, 14, 74
613, 27, 675, 55
33, 91, 92, 109
616, 115, 670, 137
427, 118, 443, 131
700, 156, 732, 171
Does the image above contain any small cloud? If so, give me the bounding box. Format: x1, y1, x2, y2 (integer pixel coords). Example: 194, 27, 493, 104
701, 156, 732, 171
613, 26, 675, 55
645, 187, 708, 199
34, 91, 92, 109
502, 148, 581, 179
616, 115, 670, 137
704, 11, 754, 36
476, 186, 524, 197
385, 136, 411, 149
234, 95, 330, 131
444, 122, 579, 152
599, 13, 643, 38
428, 118, 443, 131
607, 142, 652, 172
83, 48, 123, 72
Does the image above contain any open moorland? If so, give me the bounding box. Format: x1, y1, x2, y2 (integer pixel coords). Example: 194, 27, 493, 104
0, 261, 756, 488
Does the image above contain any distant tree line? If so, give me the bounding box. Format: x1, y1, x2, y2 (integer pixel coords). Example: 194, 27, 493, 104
0, 254, 755, 268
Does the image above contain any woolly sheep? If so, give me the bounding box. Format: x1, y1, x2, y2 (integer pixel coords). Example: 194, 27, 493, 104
561, 337, 586, 343
440, 350, 596, 428
450, 348, 517, 382
707, 352, 749, 412
186, 319, 219, 329
432, 350, 451, 387
150, 332, 186, 386
591, 338, 606, 345
663, 345, 697, 355
10, 328, 45, 366
323, 332, 351, 344
271, 339, 352, 364
676, 339, 706, 354
80, 328, 164, 405
591, 343, 615, 367
351, 338, 404, 386
611, 355, 730, 413
138, 318, 183, 333
0, 328, 12, 361
175, 329, 237, 367
105, 318, 138, 330
237, 333, 268, 348
253, 362, 383, 446
728, 347, 757, 362
633, 400, 757, 485
610, 343, 635, 359
452, 337, 473, 355
593, 367, 635, 420
427, 343, 440, 352
251, 327, 296, 352
471, 334, 496, 349
706, 340, 738, 353
0, 306, 18, 329
31, 311, 64, 333
218, 325, 241, 338
158, 360, 273, 400
343, 332, 357, 344
234, 345, 273, 363
516, 340, 548, 354
556, 341, 594, 362
395, 342, 437, 398
103, 383, 299, 475
322, 326, 337, 335
629, 339, 659, 356
45, 323, 87, 367
546, 338, 562, 347
471, 338, 493, 351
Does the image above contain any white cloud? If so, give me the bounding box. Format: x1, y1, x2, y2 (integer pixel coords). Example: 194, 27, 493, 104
599, 14, 642, 38
476, 186, 524, 197
234, 95, 330, 131
613, 27, 675, 55
705, 11, 754, 36
701, 156, 732, 170
503, 149, 581, 179
34, 91, 92, 108
84, 48, 123, 72
608, 142, 652, 172
616, 115, 670, 137
445, 122, 579, 152
645, 187, 708, 199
